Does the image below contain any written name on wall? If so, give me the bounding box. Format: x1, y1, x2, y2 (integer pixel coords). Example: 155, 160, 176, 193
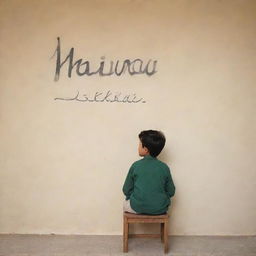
51, 37, 158, 104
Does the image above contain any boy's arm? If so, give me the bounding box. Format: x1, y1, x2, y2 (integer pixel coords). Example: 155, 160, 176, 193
165, 167, 175, 198
122, 165, 134, 200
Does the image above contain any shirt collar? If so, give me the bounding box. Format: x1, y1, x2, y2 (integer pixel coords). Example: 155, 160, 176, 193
143, 155, 156, 160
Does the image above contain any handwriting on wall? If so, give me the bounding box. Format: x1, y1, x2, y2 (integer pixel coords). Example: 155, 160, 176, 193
52, 37, 157, 103
52, 37, 158, 82
54, 90, 146, 103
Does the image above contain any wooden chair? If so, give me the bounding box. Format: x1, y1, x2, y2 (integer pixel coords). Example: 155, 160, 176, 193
123, 212, 169, 253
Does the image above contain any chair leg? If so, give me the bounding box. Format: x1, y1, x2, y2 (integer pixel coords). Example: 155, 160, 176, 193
161, 223, 164, 243
123, 216, 129, 253
164, 219, 169, 253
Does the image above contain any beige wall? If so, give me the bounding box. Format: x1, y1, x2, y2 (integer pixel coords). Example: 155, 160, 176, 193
0, 0, 255, 235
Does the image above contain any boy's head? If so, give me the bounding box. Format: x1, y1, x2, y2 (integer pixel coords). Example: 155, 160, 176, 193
138, 130, 166, 157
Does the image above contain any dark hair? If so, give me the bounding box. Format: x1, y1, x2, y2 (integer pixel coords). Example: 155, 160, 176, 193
139, 130, 166, 157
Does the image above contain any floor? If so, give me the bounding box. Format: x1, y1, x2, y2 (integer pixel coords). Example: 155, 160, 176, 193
0, 235, 255, 256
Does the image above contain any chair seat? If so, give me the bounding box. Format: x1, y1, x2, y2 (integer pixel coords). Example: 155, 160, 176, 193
124, 212, 168, 218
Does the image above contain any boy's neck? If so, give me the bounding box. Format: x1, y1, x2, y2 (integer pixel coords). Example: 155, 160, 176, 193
143, 154, 155, 158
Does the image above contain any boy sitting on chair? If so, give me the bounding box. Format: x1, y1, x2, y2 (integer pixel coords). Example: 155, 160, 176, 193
123, 130, 175, 215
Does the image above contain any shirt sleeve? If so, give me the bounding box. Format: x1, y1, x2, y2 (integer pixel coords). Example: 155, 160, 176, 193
122, 164, 135, 200
165, 167, 175, 198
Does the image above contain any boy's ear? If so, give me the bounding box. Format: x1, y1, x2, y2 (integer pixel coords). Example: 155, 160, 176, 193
144, 147, 149, 153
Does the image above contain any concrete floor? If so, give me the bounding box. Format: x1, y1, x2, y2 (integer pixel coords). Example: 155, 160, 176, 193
0, 235, 255, 256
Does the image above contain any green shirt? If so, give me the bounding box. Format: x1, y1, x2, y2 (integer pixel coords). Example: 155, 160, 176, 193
123, 155, 175, 215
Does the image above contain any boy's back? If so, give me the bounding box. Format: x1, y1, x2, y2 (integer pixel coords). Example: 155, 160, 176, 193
123, 155, 175, 214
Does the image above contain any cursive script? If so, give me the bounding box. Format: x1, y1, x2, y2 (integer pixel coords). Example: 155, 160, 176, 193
52, 37, 157, 81
54, 90, 146, 103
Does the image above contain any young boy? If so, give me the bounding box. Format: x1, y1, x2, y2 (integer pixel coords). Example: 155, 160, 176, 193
123, 130, 175, 215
